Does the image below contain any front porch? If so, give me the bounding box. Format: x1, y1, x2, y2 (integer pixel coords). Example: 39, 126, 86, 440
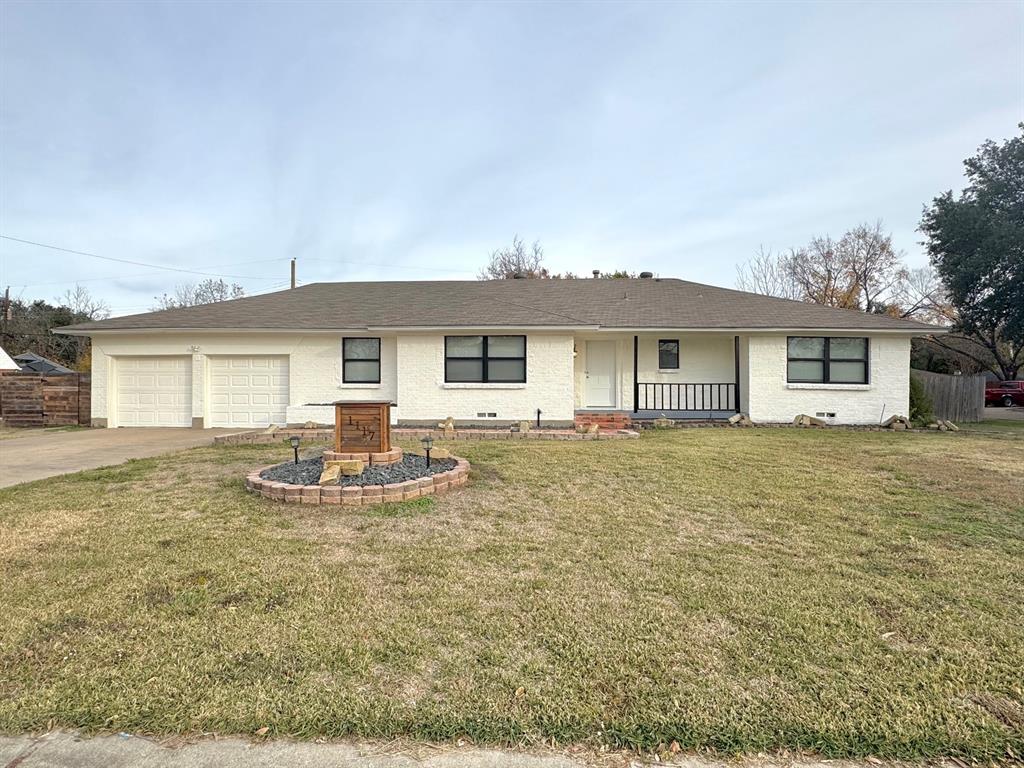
573, 332, 743, 423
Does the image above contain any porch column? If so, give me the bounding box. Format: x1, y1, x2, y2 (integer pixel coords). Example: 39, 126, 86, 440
632, 335, 639, 413
733, 335, 741, 414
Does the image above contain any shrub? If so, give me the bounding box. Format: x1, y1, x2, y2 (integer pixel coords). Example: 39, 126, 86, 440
909, 373, 935, 425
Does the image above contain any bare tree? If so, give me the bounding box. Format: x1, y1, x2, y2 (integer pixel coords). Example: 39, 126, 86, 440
735, 222, 944, 319
153, 279, 245, 310
478, 236, 550, 279
785, 236, 862, 309
57, 284, 110, 320
893, 267, 951, 323
736, 246, 801, 299
839, 221, 907, 314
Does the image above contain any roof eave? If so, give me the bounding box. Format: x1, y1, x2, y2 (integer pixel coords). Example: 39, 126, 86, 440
55, 323, 947, 336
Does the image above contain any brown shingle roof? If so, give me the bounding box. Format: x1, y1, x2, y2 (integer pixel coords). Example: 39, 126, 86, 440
56, 279, 942, 333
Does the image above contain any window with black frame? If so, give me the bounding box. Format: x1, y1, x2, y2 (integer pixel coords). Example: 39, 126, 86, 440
658, 339, 679, 369
342, 337, 381, 383
445, 335, 526, 383
787, 337, 868, 384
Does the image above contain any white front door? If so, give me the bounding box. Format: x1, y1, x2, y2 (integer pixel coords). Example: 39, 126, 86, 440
584, 341, 616, 407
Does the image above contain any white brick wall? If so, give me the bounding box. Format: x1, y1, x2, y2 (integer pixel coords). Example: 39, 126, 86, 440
397, 333, 575, 423
88, 333, 397, 427
89, 331, 573, 426
86, 329, 912, 428
89, 344, 110, 422
745, 334, 911, 424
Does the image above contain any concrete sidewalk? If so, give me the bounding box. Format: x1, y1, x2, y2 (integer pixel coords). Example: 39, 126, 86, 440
0, 427, 234, 488
3, 733, 572, 768
0, 732, 950, 768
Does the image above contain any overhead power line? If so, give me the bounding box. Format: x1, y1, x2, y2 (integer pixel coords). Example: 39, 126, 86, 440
0, 235, 287, 280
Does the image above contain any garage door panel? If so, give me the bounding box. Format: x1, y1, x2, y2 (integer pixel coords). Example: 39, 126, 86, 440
117, 356, 192, 427
208, 356, 288, 428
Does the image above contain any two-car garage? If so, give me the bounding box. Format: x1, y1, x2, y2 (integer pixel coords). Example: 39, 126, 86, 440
114, 355, 288, 428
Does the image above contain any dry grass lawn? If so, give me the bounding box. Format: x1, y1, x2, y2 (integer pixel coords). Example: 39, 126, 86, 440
1, 426, 1022, 759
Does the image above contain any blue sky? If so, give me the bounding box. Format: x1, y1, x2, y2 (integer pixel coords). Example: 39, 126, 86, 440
1, 1, 1021, 316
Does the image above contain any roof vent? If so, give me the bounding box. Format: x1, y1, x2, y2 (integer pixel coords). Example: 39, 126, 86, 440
512, 272, 526, 279
639, 271, 653, 279
592, 270, 600, 278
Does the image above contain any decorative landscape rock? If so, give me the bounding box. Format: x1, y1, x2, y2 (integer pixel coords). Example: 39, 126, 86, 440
652, 416, 675, 428
337, 459, 365, 475
318, 462, 341, 485
882, 415, 911, 430
518, 420, 532, 433
792, 414, 826, 427
727, 413, 754, 426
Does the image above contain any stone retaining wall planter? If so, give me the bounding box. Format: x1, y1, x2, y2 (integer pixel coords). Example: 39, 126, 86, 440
245, 457, 470, 506
217, 428, 639, 445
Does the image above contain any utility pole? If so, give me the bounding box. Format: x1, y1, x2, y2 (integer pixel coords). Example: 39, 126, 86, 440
2, 286, 9, 325
290, 258, 296, 289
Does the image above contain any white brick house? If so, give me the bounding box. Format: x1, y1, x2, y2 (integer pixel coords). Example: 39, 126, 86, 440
57, 278, 941, 428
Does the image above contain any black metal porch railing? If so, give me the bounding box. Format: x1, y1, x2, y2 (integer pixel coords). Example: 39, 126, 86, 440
635, 382, 737, 412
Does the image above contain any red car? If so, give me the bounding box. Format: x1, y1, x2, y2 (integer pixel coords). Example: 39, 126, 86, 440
985, 380, 1024, 407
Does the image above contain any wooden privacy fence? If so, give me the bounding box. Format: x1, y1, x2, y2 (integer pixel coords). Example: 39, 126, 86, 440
912, 370, 985, 423
0, 372, 91, 428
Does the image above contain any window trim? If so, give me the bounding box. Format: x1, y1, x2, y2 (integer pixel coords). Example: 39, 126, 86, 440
342, 337, 381, 384
658, 339, 680, 370
444, 335, 527, 384
787, 336, 869, 384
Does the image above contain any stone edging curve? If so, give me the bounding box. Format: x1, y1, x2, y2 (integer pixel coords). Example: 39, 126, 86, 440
245, 457, 470, 506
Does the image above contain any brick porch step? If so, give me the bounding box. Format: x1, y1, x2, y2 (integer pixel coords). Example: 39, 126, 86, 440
574, 412, 633, 430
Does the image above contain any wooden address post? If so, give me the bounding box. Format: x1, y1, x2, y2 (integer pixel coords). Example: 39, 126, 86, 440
334, 401, 393, 454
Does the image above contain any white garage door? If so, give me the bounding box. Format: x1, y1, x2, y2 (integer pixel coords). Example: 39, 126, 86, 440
208, 356, 289, 428
117, 356, 192, 427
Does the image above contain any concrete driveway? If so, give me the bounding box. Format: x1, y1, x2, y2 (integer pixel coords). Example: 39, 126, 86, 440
983, 406, 1024, 421
0, 427, 236, 488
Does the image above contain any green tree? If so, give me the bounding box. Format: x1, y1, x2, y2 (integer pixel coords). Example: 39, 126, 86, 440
920, 125, 1024, 380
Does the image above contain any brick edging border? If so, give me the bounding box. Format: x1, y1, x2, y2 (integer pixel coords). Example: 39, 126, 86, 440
245, 457, 470, 506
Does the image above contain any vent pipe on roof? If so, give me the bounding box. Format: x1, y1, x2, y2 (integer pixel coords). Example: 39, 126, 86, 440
592, 270, 600, 278
639, 271, 653, 278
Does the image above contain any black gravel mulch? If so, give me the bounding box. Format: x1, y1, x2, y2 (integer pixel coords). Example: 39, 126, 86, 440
259, 453, 457, 486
